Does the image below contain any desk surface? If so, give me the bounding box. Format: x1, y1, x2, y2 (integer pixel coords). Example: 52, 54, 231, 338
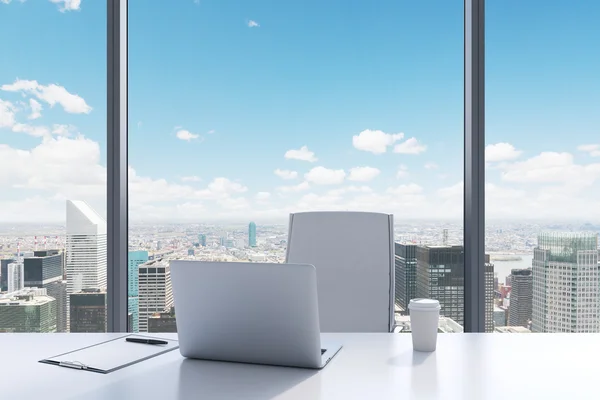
0, 332, 595, 399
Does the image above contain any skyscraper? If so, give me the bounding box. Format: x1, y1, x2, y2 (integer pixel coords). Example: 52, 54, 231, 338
198, 234, 207, 247
69, 288, 106, 333
508, 269, 532, 328
532, 232, 599, 333
248, 222, 257, 247
416, 245, 465, 326
485, 255, 495, 333
65, 200, 107, 331
0, 288, 57, 333
394, 243, 417, 315
7, 261, 24, 293
24, 250, 67, 332
128, 250, 149, 333
138, 259, 173, 333
1, 258, 15, 292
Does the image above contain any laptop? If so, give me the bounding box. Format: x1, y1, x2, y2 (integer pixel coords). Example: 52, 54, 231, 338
170, 260, 342, 369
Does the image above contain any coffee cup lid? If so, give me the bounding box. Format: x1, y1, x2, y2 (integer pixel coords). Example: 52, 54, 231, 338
408, 298, 440, 311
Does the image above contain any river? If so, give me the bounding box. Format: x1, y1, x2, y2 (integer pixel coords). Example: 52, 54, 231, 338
489, 254, 534, 284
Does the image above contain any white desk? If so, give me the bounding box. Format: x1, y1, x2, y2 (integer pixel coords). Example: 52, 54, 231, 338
0, 333, 596, 399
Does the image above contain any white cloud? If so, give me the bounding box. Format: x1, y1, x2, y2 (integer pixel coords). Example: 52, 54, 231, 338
424, 162, 438, 170
486, 142, 522, 162
327, 186, 372, 196
1, 0, 12, 4
274, 169, 298, 180
207, 129, 215, 134
202, 177, 247, 196
352, 129, 404, 154
348, 166, 380, 182
129, 172, 247, 206
50, 0, 81, 12
277, 181, 310, 193
284, 146, 317, 162
0, 135, 106, 201
0, 99, 15, 127
28, 98, 42, 120
437, 181, 463, 199
304, 166, 346, 185
181, 176, 201, 182
248, 20, 260, 28
12, 123, 50, 137
396, 165, 409, 179
393, 137, 427, 155
386, 183, 423, 195
52, 124, 77, 136
175, 129, 200, 141
578, 144, 600, 157
1, 79, 91, 114
255, 192, 271, 200
500, 152, 600, 186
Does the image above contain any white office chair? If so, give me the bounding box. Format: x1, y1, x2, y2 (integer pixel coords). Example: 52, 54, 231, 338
285, 211, 395, 332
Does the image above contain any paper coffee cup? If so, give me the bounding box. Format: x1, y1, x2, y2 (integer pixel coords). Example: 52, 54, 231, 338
408, 298, 440, 352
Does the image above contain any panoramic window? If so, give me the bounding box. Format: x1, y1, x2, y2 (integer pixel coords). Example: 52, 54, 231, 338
0, 1, 107, 333
486, 0, 600, 333
128, 0, 464, 333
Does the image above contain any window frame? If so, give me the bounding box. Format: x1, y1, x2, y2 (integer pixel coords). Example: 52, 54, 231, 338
106, 0, 488, 333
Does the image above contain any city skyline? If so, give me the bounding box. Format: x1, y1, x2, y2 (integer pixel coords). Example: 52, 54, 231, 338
0, 0, 598, 223
0, 198, 598, 333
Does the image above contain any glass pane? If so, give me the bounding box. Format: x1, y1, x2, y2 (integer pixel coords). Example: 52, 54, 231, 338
0, 1, 107, 333
486, 1, 600, 333
129, 0, 463, 333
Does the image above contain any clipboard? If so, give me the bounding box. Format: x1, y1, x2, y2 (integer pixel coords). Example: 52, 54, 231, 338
39, 334, 180, 374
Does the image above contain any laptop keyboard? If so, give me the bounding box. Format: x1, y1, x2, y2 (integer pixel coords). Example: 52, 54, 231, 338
321, 349, 326, 355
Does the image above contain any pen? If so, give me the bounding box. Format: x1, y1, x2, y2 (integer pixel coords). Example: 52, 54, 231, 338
126, 338, 169, 345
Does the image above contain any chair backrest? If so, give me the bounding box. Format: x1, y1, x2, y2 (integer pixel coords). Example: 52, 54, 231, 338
285, 211, 395, 332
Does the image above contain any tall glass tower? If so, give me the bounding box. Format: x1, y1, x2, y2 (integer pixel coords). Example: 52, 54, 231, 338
128, 250, 148, 333
248, 222, 257, 247
532, 232, 599, 333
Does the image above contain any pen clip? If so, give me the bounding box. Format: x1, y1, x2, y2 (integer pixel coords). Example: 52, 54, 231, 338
59, 360, 88, 370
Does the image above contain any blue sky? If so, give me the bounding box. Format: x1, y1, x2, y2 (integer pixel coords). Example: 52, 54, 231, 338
0, 0, 599, 223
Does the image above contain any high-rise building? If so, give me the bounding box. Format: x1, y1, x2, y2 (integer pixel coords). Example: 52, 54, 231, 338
394, 243, 417, 315
508, 268, 532, 328
485, 255, 495, 333
148, 307, 177, 333
138, 259, 173, 333
128, 250, 148, 333
7, 261, 24, 293
416, 245, 464, 326
66, 200, 107, 332
23, 250, 67, 332
0, 288, 57, 333
1, 258, 15, 292
248, 222, 257, 247
69, 288, 106, 333
198, 234, 207, 247
532, 232, 599, 333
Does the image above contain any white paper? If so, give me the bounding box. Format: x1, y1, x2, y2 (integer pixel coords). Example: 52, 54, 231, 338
43, 335, 179, 373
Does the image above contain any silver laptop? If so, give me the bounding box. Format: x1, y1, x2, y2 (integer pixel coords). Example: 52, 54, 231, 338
170, 260, 342, 369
